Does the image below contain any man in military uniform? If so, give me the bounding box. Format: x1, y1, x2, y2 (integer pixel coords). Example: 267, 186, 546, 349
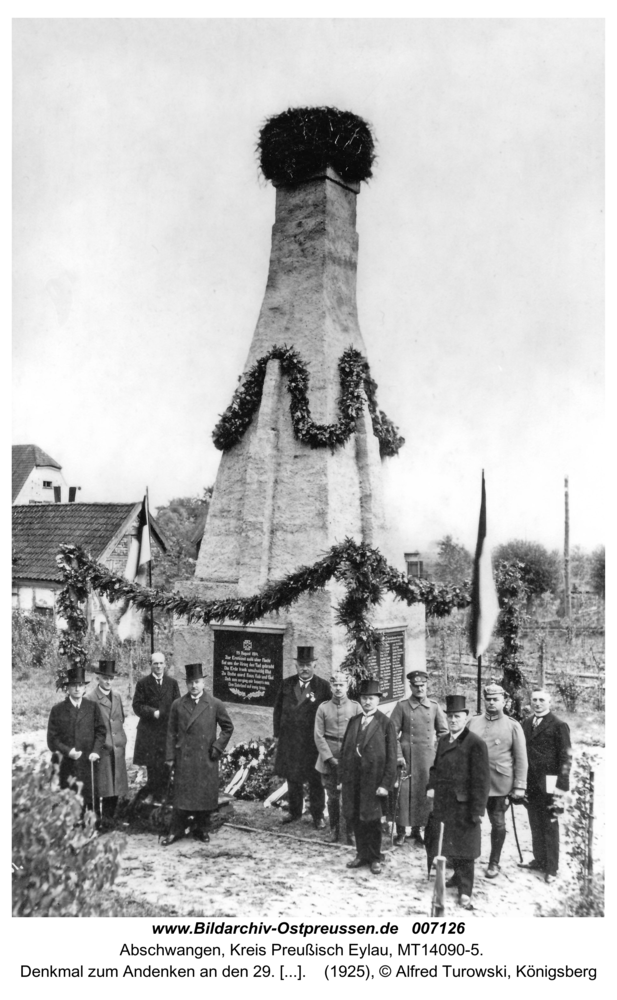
339, 679, 398, 875
390, 670, 448, 846
467, 683, 528, 877
273, 647, 331, 828
47, 665, 106, 809
86, 660, 129, 822
427, 694, 490, 909
521, 689, 571, 883
132, 650, 181, 804
163, 662, 234, 845
314, 670, 363, 842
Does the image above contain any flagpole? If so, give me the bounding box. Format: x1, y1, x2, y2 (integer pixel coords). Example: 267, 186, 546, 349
476, 654, 482, 714
146, 487, 154, 655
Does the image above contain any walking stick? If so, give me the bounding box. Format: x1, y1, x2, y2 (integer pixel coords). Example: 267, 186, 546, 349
389, 764, 405, 848
509, 798, 524, 864
431, 822, 447, 917
90, 758, 96, 814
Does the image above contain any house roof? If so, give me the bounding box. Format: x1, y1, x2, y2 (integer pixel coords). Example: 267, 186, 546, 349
12, 502, 166, 583
12, 444, 62, 502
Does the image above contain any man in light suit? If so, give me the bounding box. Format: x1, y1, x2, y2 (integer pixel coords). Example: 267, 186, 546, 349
521, 689, 571, 883
467, 683, 527, 877
163, 662, 234, 846
86, 659, 129, 822
133, 650, 181, 804
273, 647, 331, 828
339, 678, 398, 875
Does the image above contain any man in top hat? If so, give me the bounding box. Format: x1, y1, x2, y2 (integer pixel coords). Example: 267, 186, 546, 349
467, 683, 528, 878
426, 695, 490, 909
163, 663, 234, 845
273, 647, 331, 828
390, 670, 448, 847
314, 669, 363, 842
86, 660, 129, 821
133, 650, 181, 804
339, 679, 398, 874
521, 689, 571, 883
47, 665, 106, 808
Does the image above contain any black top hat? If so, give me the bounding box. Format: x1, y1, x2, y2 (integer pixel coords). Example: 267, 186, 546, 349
66, 665, 87, 685
358, 678, 383, 698
294, 646, 317, 663
407, 670, 428, 683
445, 694, 468, 714
95, 660, 117, 677
185, 663, 204, 682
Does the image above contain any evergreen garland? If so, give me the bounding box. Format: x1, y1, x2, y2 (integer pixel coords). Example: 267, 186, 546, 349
212, 345, 404, 459
55, 541, 469, 687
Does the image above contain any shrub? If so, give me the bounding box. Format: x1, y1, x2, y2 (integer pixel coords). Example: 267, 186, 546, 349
12, 755, 125, 916
553, 669, 585, 712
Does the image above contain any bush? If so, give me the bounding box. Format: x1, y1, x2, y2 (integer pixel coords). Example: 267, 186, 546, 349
553, 670, 585, 712
12, 755, 125, 916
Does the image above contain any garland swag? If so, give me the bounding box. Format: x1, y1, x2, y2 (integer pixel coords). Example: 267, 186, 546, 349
212, 345, 405, 459
55, 541, 469, 687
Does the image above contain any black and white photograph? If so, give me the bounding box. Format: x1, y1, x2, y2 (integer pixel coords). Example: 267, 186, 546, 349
12, 15, 605, 960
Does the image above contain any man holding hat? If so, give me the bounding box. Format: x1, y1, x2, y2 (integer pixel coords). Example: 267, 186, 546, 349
273, 647, 331, 828
133, 650, 181, 804
47, 665, 106, 809
390, 670, 448, 847
339, 679, 398, 874
163, 663, 234, 845
426, 695, 490, 909
86, 660, 129, 821
314, 670, 363, 842
467, 683, 528, 877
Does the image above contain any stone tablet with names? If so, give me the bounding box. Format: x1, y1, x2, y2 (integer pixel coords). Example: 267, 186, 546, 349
365, 629, 406, 702
213, 631, 283, 707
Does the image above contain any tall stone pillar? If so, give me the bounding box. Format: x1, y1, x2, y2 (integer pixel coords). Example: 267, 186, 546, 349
174, 113, 425, 713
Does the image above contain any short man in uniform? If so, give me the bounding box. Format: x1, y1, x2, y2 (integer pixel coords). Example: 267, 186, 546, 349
47, 665, 106, 809
390, 669, 448, 846
163, 662, 233, 845
273, 647, 330, 828
314, 670, 362, 842
132, 650, 181, 804
467, 683, 528, 877
427, 694, 490, 909
340, 679, 398, 875
86, 660, 129, 821
521, 689, 571, 883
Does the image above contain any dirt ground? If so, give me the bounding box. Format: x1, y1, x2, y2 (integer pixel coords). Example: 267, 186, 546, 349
13, 719, 604, 920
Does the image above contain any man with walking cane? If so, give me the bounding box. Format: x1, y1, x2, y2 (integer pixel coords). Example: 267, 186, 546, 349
467, 683, 527, 877
426, 695, 490, 910
47, 665, 106, 813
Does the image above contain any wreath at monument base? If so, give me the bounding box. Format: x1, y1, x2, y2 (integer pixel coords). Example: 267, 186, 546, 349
55, 540, 470, 688
212, 345, 405, 459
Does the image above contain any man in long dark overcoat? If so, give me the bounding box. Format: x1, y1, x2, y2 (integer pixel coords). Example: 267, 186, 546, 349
426, 694, 490, 909
163, 662, 234, 845
47, 665, 106, 808
86, 660, 129, 821
521, 689, 571, 882
340, 678, 398, 875
390, 669, 448, 846
273, 646, 331, 828
132, 650, 181, 802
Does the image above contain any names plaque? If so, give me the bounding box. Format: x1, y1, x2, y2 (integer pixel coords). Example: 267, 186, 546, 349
364, 629, 406, 702
213, 630, 283, 707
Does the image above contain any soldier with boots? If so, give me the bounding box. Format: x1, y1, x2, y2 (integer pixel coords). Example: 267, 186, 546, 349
314, 670, 362, 842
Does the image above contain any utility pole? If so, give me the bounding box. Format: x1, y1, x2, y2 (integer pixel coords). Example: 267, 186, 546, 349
564, 476, 571, 618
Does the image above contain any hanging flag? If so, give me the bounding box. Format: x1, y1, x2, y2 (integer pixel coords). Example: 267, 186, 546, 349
118, 494, 152, 642
469, 471, 500, 658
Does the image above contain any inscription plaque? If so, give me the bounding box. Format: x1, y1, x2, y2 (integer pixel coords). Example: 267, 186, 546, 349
213, 630, 283, 707
364, 629, 406, 702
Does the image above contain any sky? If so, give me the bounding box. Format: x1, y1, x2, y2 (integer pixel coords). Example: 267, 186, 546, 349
13, 18, 604, 560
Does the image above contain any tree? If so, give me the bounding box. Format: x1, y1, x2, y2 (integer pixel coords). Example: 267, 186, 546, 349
152, 488, 213, 591
432, 535, 473, 588
492, 540, 560, 600
589, 546, 605, 598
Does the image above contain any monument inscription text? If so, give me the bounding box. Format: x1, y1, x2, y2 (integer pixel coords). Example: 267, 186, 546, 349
365, 629, 406, 702
213, 631, 283, 707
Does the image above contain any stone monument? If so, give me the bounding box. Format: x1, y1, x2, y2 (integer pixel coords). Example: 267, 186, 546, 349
174, 108, 425, 711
